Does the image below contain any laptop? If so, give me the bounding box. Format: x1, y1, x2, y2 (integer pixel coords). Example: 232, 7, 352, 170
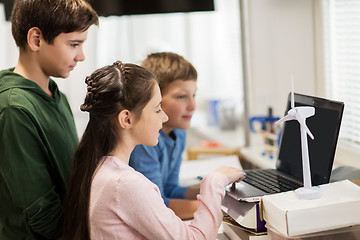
227, 93, 344, 201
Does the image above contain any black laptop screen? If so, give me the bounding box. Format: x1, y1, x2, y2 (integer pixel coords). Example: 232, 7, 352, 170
276, 93, 344, 185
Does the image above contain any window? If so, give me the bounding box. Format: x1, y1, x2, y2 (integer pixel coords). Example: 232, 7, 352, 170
95, 0, 243, 125
322, 0, 360, 149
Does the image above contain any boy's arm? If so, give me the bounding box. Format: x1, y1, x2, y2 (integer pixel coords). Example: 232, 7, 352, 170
129, 145, 171, 203
168, 185, 200, 220
163, 150, 187, 199
184, 184, 200, 200
168, 198, 198, 220
162, 129, 188, 200
0, 107, 63, 239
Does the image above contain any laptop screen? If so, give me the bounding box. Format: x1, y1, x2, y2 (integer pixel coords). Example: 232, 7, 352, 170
276, 93, 344, 185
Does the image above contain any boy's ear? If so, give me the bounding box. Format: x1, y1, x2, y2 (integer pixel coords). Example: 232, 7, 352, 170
27, 27, 42, 51
117, 110, 133, 129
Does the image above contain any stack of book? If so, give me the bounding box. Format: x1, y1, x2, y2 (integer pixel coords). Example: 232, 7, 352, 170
222, 213, 268, 240
221, 193, 268, 239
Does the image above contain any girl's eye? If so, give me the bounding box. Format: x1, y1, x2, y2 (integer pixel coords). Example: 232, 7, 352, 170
156, 107, 163, 113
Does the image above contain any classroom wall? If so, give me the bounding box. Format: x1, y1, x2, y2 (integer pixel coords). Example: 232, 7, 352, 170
0, 5, 17, 70
244, 0, 316, 118
186, 0, 317, 150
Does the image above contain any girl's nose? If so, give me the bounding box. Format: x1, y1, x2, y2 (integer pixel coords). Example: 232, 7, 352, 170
162, 111, 169, 123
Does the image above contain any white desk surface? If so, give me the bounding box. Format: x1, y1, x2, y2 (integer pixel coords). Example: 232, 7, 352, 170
240, 146, 277, 169
179, 155, 242, 187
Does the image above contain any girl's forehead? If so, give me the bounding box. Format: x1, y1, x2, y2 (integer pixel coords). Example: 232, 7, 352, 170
152, 84, 162, 100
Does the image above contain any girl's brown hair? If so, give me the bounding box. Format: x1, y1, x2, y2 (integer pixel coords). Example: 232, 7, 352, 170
62, 61, 157, 240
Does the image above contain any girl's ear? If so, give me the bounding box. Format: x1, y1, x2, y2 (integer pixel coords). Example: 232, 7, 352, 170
27, 27, 42, 52
117, 110, 133, 129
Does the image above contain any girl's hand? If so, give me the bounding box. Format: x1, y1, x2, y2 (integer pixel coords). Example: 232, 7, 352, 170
215, 166, 244, 184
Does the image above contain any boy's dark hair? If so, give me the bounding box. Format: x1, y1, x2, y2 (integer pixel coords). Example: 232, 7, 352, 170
11, 0, 99, 49
142, 52, 197, 92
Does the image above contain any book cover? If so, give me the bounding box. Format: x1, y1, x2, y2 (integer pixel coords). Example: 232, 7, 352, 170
222, 222, 269, 240
221, 194, 266, 232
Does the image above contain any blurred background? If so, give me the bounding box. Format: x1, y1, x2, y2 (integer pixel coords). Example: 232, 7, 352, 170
1, 0, 359, 168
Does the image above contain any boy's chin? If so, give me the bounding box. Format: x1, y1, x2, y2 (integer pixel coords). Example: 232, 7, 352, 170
177, 124, 191, 130
62, 72, 71, 78
51, 72, 70, 79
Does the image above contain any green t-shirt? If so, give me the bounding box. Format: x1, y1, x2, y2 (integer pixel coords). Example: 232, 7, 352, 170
0, 69, 78, 239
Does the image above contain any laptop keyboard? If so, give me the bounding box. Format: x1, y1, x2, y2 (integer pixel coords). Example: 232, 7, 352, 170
242, 169, 303, 194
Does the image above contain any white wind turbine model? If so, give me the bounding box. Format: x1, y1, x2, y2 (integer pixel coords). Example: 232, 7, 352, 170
276, 77, 322, 200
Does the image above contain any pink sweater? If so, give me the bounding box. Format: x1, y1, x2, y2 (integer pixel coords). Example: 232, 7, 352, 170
89, 156, 229, 240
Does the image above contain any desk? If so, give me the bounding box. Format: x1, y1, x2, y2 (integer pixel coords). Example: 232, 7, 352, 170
188, 109, 245, 148
179, 155, 242, 186
187, 146, 241, 161
239, 146, 276, 169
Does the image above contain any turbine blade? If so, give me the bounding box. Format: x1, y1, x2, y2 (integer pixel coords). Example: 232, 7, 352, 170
295, 112, 314, 139
275, 114, 294, 125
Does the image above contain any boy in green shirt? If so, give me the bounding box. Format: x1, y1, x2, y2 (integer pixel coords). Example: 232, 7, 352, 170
0, 0, 98, 239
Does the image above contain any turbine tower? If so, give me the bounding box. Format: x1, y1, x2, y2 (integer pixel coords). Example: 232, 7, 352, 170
276, 76, 322, 199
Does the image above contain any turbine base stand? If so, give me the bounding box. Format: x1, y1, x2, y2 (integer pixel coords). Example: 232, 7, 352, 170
295, 187, 322, 200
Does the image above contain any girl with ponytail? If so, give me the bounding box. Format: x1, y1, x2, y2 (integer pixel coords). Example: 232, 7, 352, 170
62, 61, 244, 240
